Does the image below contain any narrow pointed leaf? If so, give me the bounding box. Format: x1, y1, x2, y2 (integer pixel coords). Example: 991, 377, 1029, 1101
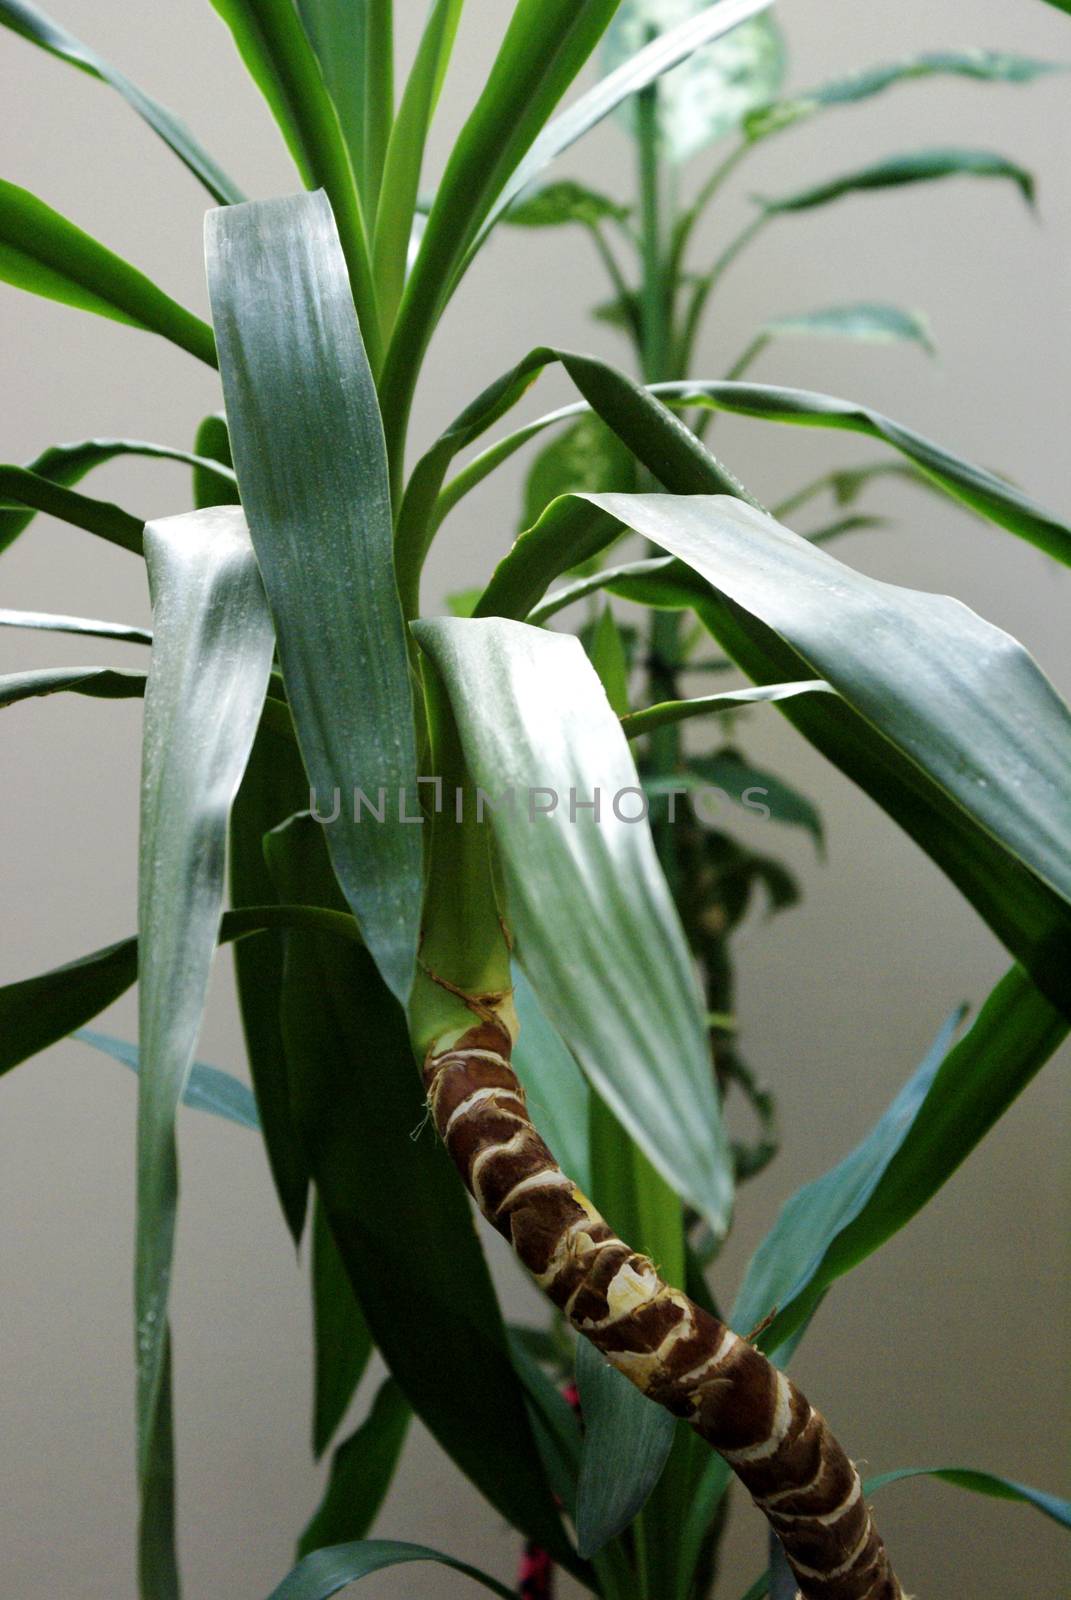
298, 1379, 411, 1558
0, 664, 145, 708
733, 967, 1067, 1352
0, 0, 244, 203
746, 50, 1065, 142
0, 180, 215, 364
206, 2, 376, 352
574, 1336, 676, 1557
413, 616, 733, 1233
206, 190, 421, 1003
760, 147, 1035, 213
0, 464, 144, 554
758, 302, 935, 355
265, 813, 576, 1569
619, 680, 833, 739
267, 1541, 517, 1600
0, 437, 234, 553
0, 608, 151, 645
862, 1467, 1071, 1529
74, 1029, 260, 1131
136, 505, 275, 1597
504, 179, 630, 228
311, 1199, 372, 1460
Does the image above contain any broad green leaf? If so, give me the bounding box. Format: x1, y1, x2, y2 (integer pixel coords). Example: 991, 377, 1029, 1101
412, 616, 733, 1234
0, 664, 145, 709
574, 1336, 676, 1557
511, 967, 591, 1189
0, 436, 234, 554
0, 180, 215, 364
746, 49, 1065, 142
863, 1466, 1071, 1530
586, 490, 1071, 1015
74, 1028, 260, 1131
688, 750, 824, 847
265, 813, 576, 1569
266, 1540, 516, 1600
0, 907, 360, 1083
295, 1, 391, 216
731, 302, 935, 378
0, 608, 150, 645
760, 147, 1035, 213
733, 967, 1067, 1353
206, 190, 422, 1004
373, 0, 463, 331
136, 506, 275, 1598
0, 0, 244, 203
504, 179, 630, 228
207, 1, 377, 355
618, 679, 833, 738
311, 1199, 372, 1460
298, 1380, 411, 1558
603, 2, 786, 159
0, 464, 144, 554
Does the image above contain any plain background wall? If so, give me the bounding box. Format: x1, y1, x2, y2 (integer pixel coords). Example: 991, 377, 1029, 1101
1, 1, 1068, 1595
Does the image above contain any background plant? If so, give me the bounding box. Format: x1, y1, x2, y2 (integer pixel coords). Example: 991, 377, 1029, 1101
2, 3, 1069, 1600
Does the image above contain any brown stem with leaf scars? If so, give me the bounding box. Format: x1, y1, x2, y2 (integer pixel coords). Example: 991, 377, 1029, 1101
423, 1016, 904, 1600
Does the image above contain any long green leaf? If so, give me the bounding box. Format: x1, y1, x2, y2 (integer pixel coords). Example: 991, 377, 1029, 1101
298, 1379, 411, 1558
619, 679, 833, 739
574, 1336, 676, 1558
512, 967, 591, 1188
206, 0, 377, 356
746, 49, 1065, 142
413, 616, 733, 1233
295, 1, 391, 215
730, 302, 934, 379
265, 813, 576, 1570
373, 0, 463, 332
0, 436, 234, 553
862, 1466, 1071, 1529
0, 0, 244, 203
0, 664, 146, 709
760, 147, 1035, 213
0, 464, 144, 554
74, 1029, 260, 1131
732, 967, 1067, 1353
0, 607, 150, 645
136, 505, 275, 1599
206, 190, 422, 1004
311, 1199, 372, 1460
267, 1540, 517, 1600
0, 180, 215, 364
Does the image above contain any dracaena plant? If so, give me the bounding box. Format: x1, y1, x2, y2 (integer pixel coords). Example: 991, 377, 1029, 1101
1, 3, 1069, 1600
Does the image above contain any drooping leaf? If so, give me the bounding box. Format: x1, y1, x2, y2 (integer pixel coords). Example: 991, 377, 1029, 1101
746, 49, 1065, 142
618, 679, 833, 738
733, 967, 1067, 1353
135, 506, 275, 1598
0, 437, 234, 554
266, 1540, 517, 1600
0, 0, 244, 203
0, 664, 146, 709
206, 190, 422, 1004
74, 1028, 260, 1131
0, 608, 151, 646
759, 147, 1035, 213
862, 1466, 1071, 1530
413, 616, 734, 1234
603, 2, 786, 160
0, 180, 215, 364
504, 179, 630, 228
311, 1199, 372, 1461
298, 1380, 411, 1559
734, 303, 935, 379
0, 465, 144, 555
584, 489, 1071, 1015
265, 813, 576, 1570
574, 1336, 676, 1558
687, 750, 824, 847
206, 1, 377, 353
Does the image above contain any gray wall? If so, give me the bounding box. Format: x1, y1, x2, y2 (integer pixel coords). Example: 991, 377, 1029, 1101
1, 1, 1068, 1595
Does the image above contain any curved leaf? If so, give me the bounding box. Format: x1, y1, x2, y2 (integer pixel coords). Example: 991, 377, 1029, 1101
0, 608, 151, 645
311, 1200, 371, 1460
74, 1028, 260, 1131
574, 1336, 676, 1558
746, 49, 1065, 142
298, 1380, 411, 1559
504, 179, 630, 228
863, 1466, 1071, 1529
266, 1540, 516, 1600
620, 679, 833, 739
0, 664, 145, 709
603, 2, 786, 159
0, 180, 215, 364
0, 0, 244, 203
760, 147, 1035, 213
412, 615, 733, 1234
206, 190, 422, 1004
0, 464, 143, 554
136, 506, 275, 1597
732, 303, 935, 380
733, 967, 1067, 1353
